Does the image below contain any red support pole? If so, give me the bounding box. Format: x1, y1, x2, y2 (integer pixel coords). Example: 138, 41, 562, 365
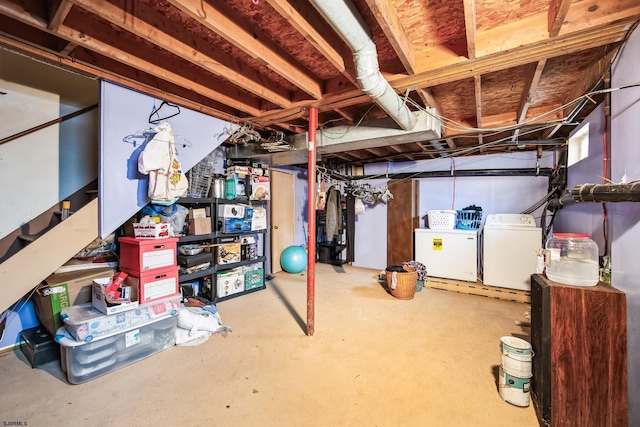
307, 107, 318, 336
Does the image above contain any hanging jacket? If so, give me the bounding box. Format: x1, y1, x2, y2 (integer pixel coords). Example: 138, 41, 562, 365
325, 186, 342, 241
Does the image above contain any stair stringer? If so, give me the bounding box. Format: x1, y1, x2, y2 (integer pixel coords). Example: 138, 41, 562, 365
0, 198, 99, 313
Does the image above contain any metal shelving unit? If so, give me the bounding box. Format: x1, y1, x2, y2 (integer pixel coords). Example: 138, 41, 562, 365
176, 197, 267, 303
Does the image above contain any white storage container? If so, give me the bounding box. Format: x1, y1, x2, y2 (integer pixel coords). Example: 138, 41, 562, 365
55, 315, 177, 384
61, 295, 181, 342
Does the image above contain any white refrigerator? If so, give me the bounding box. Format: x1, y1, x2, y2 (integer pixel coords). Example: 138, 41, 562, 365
415, 228, 478, 282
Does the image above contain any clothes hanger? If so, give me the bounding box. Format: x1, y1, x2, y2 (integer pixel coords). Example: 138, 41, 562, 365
148, 100, 181, 124
123, 126, 192, 148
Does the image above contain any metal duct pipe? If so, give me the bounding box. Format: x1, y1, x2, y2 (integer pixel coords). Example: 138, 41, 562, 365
572, 183, 640, 202
310, 0, 417, 131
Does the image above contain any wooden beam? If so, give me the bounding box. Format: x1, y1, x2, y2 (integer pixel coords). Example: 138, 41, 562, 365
0, 34, 242, 124
425, 277, 531, 304
463, 0, 477, 59
511, 59, 546, 142
167, 0, 323, 100
364, 0, 415, 73
69, 0, 291, 108
416, 88, 438, 110
518, 60, 547, 124
363, 147, 387, 157
474, 75, 484, 150
333, 108, 356, 123
548, 0, 572, 37
248, 16, 635, 127
1, 0, 265, 116
444, 138, 457, 149
545, 47, 617, 139
59, 42, 77, 56
474, 75, 482, 129
48, 0, 72, 31
266, 0, 357, 86
397, 16, 636, 91
57, 24, 264, 116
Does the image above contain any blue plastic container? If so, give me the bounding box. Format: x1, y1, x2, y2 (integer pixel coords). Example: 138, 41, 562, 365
456, 209, 482, 230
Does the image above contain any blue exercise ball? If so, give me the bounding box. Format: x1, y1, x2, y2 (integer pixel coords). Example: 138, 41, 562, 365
281, 245, 308, 274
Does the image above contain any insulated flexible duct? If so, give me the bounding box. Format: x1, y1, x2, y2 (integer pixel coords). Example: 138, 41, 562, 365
309, 0, 417, 131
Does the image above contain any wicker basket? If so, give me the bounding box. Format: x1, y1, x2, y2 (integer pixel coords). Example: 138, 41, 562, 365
385, 266, 417, 300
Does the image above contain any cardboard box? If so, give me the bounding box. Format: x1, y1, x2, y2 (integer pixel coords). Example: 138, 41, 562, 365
118, 236, 177, 272
92, 277, 139, 315
217, 242, 241, 264
188, 208, 212, 235
240, 236, 258, 261
227, 166, 251, 176
218, 204, 245, 219
121, 266, 180, 304
188, 217, 212, 235
133, 223, 171, 239
250, 175, 270, 200
32, 268, 116, 336
251, 206, 267, 231
216, 268, 245, 298
220, 217, 252, 233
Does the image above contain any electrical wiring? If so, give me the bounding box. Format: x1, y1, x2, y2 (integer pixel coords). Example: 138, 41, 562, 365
602, 108, 609, 256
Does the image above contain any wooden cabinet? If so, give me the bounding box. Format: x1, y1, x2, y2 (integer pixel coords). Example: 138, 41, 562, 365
530, 274, 627, 427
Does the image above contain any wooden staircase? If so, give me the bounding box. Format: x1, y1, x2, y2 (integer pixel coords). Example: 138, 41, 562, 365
0, 198, 99, 313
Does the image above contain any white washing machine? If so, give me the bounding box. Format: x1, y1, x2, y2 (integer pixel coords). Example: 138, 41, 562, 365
482, 214, 542, 291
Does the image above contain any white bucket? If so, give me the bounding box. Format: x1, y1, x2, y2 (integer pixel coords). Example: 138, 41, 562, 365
499, 367, 531, 407
500, 336, 533, 378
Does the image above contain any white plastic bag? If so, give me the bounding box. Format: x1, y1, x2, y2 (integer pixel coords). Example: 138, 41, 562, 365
355, 198, 366, 215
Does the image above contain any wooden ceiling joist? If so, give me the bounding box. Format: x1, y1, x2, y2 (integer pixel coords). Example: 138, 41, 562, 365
463, 0, 477, 59
0, 34, 242, 124
266, 0, 358, 86
166, 0, 323, 100
365, 0, 415, 73
48, 0, 72, 31
548, 0, 573, 37
69, 0, 292, 108
399, 16, 636, 91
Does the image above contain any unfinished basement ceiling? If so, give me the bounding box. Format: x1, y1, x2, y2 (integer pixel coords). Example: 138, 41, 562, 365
0, 0, 638, 166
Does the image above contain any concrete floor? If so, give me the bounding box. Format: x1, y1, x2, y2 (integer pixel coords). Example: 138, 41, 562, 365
0, 263, 538, 427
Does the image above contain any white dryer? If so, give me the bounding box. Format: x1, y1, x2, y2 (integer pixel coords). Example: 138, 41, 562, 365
482, 214, 542, 291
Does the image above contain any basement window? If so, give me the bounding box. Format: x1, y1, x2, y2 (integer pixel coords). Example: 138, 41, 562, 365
567, 123, 589, 167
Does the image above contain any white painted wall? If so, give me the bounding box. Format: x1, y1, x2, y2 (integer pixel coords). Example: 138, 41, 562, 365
0, 80, 58, 239
0, 49, 99, 239
553, 103, 608, 252
610, 24, 640, 425
287, 152, 552, 271
98, 81, 234, 238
